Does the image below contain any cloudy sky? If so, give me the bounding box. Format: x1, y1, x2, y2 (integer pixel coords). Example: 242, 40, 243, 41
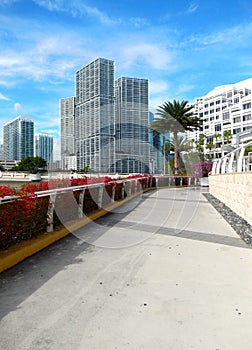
1, 0, 252, 155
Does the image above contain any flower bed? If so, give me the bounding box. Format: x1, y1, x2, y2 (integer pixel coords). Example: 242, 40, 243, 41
0, 175, 154, 250
191, 161, 213, 178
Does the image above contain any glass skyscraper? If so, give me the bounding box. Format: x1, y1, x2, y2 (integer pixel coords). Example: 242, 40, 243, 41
60, 96, 76, 169
115, 77, 150, 173
3, 116, 34, 161
75, 58, 115, 172
35, 133, 53, 163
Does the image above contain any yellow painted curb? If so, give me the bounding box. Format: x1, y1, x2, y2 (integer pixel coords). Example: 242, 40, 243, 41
0, 188, 156, 272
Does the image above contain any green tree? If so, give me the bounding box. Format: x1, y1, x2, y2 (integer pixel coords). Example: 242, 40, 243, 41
206, 141, 215, 159
12, 156, 47, 173
164, 135, 193, 174
245, 145, 252, 156
164, 135, 193, 153
223, 130, 232, 144
213, 133, 222, 144
77, 166, 90, 173
150, 100, 201, 174
183, 151, 203, 175
193, 134, 205, 154
213, 133, 222, 158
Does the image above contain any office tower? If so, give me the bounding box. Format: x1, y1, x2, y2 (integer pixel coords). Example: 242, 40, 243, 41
149, 111, 166, 173
75, 58, 115, 172
60, 96, 75, 169
35, 133, 53, 163
3, 116, 34, 161
188, 78, 252, 157
0, 144, 3, 160
114, 77, 150, 173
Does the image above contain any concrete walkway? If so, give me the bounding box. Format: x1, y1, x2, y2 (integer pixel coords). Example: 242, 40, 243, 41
1, 187, 252, 350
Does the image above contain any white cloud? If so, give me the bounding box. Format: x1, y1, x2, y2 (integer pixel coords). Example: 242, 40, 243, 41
129, 17, 148, 28
35, 115, 60, 129
187, 22, 252, 47
0, 92, 10, 100
121, 42, 174, 70
186, 2, 199, 14
150, 80, 169, 95
32, 0, 62, 11
0, 79, 13, 87
80, 2, 116, 25
32, 0, 116, 25
0, 33, 91, 82
176, 84, 195, 94
40, 128, 60, 136
14, 102, 21, 111
150, 95, 171, 110
0, 0, 18, 5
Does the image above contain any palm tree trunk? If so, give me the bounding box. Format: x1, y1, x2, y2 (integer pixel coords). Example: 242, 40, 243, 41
173, 132, 179, 175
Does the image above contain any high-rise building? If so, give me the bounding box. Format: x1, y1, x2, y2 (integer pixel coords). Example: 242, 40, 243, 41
60, 96, 75, 169
35, 133, 53, 163
188, 78, 252, 157
0, 144, 3, 160
149, 111, 165, 173
75, 58, 115, 172
3, 116, 34, 161
114, 77, 150, 173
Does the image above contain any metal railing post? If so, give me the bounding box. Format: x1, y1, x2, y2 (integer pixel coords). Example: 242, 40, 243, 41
97, 185, 104, 209
78, 189, 86, 218
237, 147, 245, 172
111, 184, 116, 203
47, 193, 56, 232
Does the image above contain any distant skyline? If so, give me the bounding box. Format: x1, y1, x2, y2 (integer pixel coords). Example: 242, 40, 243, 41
1, 0, 252, 154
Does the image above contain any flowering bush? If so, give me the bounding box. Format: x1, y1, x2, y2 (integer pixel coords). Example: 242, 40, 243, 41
0, 185, 16, 197
0, 174, 154, 250
191, 161, 213, 178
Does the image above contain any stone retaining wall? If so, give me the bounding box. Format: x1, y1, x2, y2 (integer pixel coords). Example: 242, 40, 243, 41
209, 172, 252, 226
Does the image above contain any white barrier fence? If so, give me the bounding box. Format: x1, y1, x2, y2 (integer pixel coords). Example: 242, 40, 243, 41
0, 177, 155, 233
212, 140, 252, 175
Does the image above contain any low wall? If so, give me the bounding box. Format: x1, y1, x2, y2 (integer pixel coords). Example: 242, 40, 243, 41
209, 172, 252, 226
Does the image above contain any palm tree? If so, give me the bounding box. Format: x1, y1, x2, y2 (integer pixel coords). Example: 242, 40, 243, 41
150, 100, 201, 174
223, 130, 232, 144
206, 141, 215, 159
164, 135, 193, 173
193, 134, 205, 155
213, 133, 222, 158
213, 133, 221, 143
164, 135, 193, 153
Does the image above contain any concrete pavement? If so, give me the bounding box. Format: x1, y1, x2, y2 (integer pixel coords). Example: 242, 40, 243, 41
1, 187, 252, 350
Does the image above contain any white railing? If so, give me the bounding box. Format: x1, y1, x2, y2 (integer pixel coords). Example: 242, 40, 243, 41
212, 140, 252, 174
0, 177, 154, 233
155, 175, 199, 187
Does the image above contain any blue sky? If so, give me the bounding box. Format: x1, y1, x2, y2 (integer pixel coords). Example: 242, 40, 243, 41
1, 0, 252, 157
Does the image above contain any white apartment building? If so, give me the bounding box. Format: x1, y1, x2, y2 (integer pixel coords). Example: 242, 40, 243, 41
64, 155, 77, 171
188, 78, 252, 158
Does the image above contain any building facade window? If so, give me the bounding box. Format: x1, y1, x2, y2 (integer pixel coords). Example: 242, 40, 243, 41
243, 102, 251, 110
243, 114, 251, 121
233, 117, 241, 123
233, 128, 241, 134
223, 112, 230, 120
